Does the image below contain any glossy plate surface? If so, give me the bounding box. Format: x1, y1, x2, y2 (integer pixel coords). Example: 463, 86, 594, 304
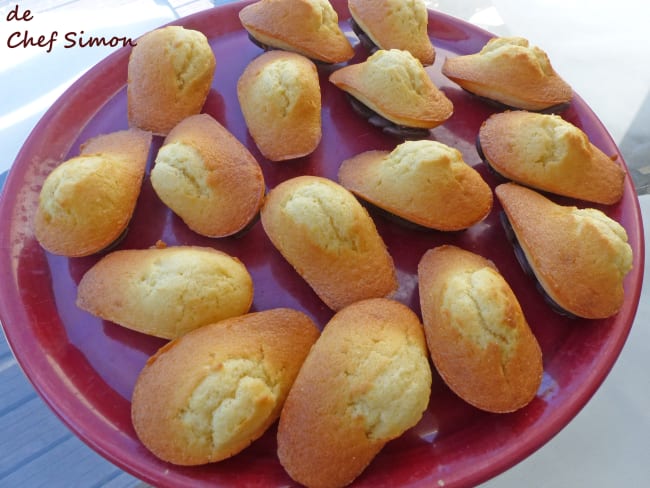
0, 1, 644, 486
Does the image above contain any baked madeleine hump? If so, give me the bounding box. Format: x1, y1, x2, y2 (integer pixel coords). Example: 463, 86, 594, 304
496, 183, 633, 319
418, 245, 543, 413
443, 37, 572, 111
238, 51, 322, 161
34, 128, 152, 257
277, 298, 431, 488
76, 245, 254, 339
339, 139, 492, 230
127, 26, 216, 135
132, 308, 319, 465
239, 0, 354, 63
151, 113, 265, 238
330, 49, 453, 129
478, 110, 625, 204
348, 0, 435, 65
260, 176, 397, 311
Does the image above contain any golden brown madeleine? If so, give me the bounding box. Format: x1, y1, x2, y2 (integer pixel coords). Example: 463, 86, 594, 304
277, 298, 432, 488
329, 49, 453, 129
478, 111, 625, 204
442, 37, 572, 111
348, 0, 435, 65
496, 183, 633, 319
418, 245, 543, 413
76, 245, 254, 339
339, 140, 492, 230
127, 26, 216, 135
34, 129, 152, 257
150, 113, 265, 237
260, 176, 397, 311
132, 308, 319, 465
237, 51, 322, 161
239, 0, 354, 64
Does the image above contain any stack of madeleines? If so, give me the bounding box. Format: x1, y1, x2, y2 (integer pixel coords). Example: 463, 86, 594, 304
32, 0, 635, 487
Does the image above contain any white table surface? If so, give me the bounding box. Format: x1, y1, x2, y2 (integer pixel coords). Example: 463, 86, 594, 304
1, 0, 648, 486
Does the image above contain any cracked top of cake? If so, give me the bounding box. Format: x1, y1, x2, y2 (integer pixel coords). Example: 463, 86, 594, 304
239, 0, 354, 63
329, 48, 453, 128
418, 244, 543, 413
338, 139, 492, 230
479, 110, 625, 204
349, 0, 435, 65
442, 36, 572, 111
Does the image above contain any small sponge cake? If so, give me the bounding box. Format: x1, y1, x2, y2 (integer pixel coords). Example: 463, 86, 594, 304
496, 183, 633, 319
442, 37, 572, 111
329, 49, 453, 129
478, 110, 625, 204
260, 176, 397, 311
237, 51, 321, 161
348, 0, 435, 65
132, 308, 319, 465
339, 140, 492, 230
150, 113, 265, 238
239, 0, 354, 64
127, 26, 216, 135
418, 245, 543, 413
76, 245, 254, 339
34, 128, 152, 257
277, 298, 432, 488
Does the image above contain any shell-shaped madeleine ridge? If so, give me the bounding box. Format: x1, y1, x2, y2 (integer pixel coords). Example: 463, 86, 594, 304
76, 246, 254, 339
127, 26, 216, 135
442, 36, 572, 111
478, 111, 625, 204
151, 114, 265, 237
34, 129, 152, 257
239, 0, 354, 63
260, 176, 397, 311
330, 49, 453, 128
237, 51, 322, 161
495, 183, 633, 319
417, 245, 543, 413
339, 140, 492, 230
349, 0, 435, 65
